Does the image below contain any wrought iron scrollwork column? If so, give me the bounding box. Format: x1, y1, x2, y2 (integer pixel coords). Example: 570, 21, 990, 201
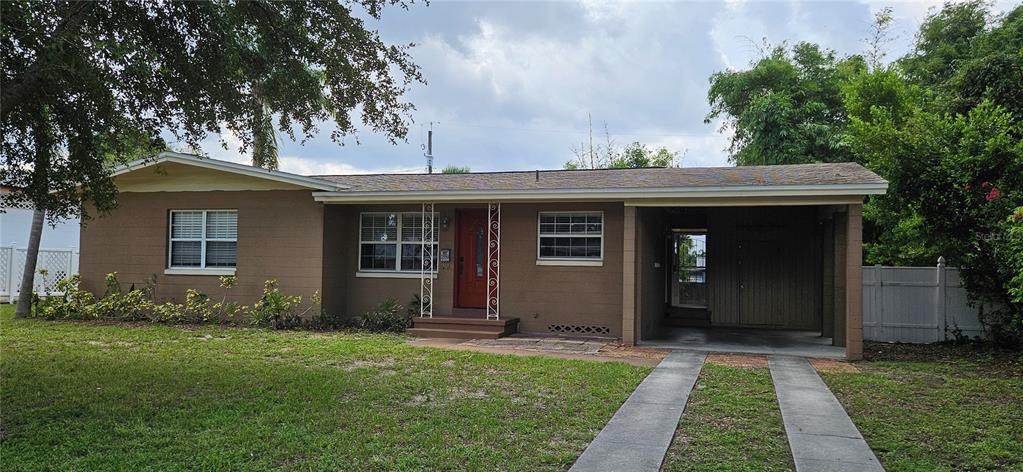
420, 202, 435, 317
486, 203, 501, 320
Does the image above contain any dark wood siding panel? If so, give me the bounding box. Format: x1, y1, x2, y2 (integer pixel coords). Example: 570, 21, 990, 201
708, 207, 822, 330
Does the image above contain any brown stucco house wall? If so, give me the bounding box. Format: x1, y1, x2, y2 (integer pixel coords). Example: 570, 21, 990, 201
320, 202, 623, 337
79, 152, 886, 360
79, 190, 325, 305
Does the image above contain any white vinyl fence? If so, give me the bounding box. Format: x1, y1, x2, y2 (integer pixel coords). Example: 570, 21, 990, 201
0, 245, 79, 303
863, 257, 986, 343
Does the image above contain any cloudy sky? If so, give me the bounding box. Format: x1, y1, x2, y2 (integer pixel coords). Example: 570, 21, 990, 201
195, 0, 1017, 175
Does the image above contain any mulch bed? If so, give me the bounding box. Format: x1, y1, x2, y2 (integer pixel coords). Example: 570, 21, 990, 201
863, 341, 1023, 376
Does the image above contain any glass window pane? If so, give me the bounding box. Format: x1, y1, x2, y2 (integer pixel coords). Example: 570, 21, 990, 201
539, 236, 601, 259
400, 243, 438, 272
539, 213, 601, 235
205, 241, 237, 267
170, 241, 202, 267
206, 211, 237, 239
361, 214, 398, 242
171, 211, 203, 238
360, 243, 396, 270
401, 213, 438, 242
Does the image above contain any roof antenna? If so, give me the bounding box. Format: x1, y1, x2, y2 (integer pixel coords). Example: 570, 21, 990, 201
425, 122, 434, 174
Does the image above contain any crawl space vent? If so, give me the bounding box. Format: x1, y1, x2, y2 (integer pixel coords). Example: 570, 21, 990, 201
547, 324, 611, 336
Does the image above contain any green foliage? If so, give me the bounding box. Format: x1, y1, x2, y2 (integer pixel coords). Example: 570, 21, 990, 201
898, 0, 990, 89
249, 280, 304, 330
0, 0, 423, 222
706, 41, 864, 166
408, 293, 430, 317
33, 273, 318, 329
356, 298, 410, 333
1006, 208, 1023, 306
707, 2, 1023, 345
610, 142, 679, 168
440, 165, 471, 174
565, 140, 681, 169
850, 98, 1023, 346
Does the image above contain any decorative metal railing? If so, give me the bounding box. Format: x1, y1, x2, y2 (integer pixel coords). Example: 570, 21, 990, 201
486, 203, 501, 320
419, 203, 435, 317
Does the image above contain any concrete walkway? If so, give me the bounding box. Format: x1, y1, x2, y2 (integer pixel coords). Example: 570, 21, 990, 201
569, 351, 705, 472
769, 356, 884, 472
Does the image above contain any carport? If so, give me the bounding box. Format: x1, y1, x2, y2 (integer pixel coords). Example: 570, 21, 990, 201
623, 202, 865, 360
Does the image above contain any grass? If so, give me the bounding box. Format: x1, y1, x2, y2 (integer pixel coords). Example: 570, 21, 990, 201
822, 344, 1023, 471
0, 305, 650, 471
662, 362, 793, 472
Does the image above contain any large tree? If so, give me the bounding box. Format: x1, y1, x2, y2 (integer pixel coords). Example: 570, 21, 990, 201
1, 0, 424, 316
846, 2, 1023, 345
705, 42, 864, 166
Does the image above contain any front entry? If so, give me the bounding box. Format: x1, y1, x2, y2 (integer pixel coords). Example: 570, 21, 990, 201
455, 209, 487, 308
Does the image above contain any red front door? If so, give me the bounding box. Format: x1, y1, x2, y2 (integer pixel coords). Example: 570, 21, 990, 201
456, 209, 487, 308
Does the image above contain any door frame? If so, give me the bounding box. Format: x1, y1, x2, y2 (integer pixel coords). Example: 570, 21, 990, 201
454, 207, 486, 308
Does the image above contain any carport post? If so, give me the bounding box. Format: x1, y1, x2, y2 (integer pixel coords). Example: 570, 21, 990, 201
845, 204, 864, 360
622, 206, 637, 345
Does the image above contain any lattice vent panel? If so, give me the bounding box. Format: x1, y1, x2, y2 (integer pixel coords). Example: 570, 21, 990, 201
547, 324, 611, 336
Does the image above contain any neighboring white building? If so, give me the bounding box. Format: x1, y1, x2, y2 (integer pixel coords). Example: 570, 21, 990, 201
1, 187, 81, 301
0, 206, 81, 249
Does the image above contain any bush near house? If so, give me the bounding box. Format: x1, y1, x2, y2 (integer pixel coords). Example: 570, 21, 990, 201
30, 273, 418, 334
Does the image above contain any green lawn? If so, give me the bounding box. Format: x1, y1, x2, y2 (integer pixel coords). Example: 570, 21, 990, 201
0, 305, 649, 471
822, 344, 1023, 471
662, 363, 793, 472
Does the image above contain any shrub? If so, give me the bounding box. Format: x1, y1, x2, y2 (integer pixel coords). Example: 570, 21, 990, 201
33, 275, 97, 320
309, 310, 351, 331
249, 280, 304, 329
357, 298, 410, 333
32, 273, 323, 331
407, 293, 430, 317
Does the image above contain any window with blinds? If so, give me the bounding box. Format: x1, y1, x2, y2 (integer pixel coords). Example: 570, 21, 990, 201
359, 212, 438, 272
537, 212, 603, 260
169, 210, 237, 269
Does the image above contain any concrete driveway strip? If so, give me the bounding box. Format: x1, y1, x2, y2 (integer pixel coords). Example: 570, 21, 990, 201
769, 356, 885, 472
569, 350, 706, 472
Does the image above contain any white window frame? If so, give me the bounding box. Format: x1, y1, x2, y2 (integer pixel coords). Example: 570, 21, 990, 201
357, 211, 439, 276
166, 209, 237, 276
536, 211, 604, 267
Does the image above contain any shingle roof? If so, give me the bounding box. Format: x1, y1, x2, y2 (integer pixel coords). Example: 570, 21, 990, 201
312, 162, 885, 193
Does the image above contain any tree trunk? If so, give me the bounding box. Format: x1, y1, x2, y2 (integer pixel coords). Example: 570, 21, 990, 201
14, 208, 45, 318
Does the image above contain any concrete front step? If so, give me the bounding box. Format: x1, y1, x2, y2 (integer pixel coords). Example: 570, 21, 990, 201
408, 316, 519, 339
406, 328, 505, 339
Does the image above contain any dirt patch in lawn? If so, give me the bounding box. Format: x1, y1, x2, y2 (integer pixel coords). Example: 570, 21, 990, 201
706, 353, 768, 369
596, 343, 671, 362
809, 358, 859, 373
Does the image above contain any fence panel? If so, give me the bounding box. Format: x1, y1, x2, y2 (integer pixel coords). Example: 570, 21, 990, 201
863, 258, 986, 343
0, 246, 79, 302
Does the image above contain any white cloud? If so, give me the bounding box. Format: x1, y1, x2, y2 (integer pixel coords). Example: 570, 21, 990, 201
190, 128, 419, 175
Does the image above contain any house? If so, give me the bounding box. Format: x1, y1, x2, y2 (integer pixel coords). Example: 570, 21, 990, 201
79, 152, 887, 360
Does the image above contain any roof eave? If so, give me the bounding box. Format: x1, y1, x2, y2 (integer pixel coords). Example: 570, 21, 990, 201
110, 151, 348, 191
311, 182, 889, 203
